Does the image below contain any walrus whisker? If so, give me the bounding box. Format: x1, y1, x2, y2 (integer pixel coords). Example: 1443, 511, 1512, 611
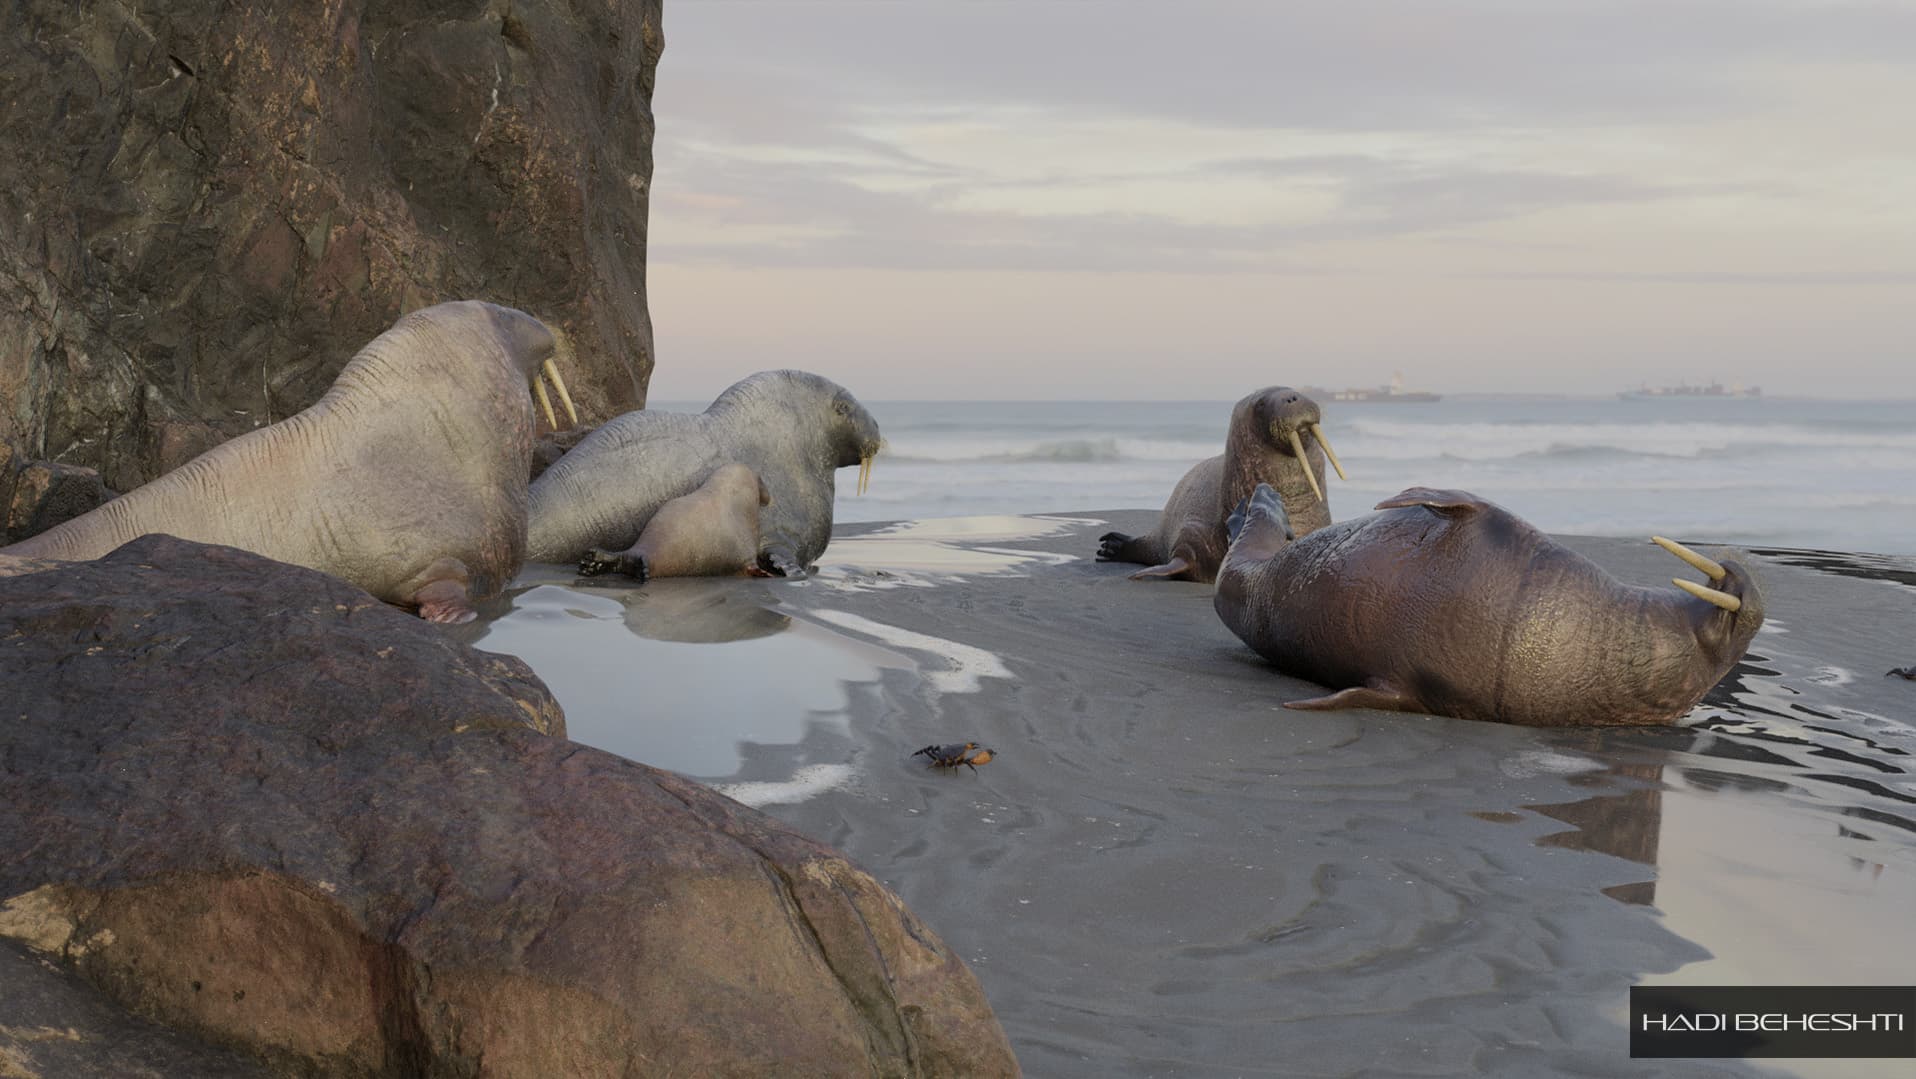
1286, 430, 1324, 503
1672, 576, 1742, 612
531, 376, 558, 430
1310, 424, 1347, 481
1651, 535, 1726, 581
542, 358, 579, 426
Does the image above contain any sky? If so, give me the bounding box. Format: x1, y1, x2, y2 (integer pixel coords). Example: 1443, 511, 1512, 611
642, 1, 1916, 401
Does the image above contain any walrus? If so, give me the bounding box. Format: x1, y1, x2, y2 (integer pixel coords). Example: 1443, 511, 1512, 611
1096, 386, 1344, 584
526, 370, 881, 576
1, 301, 574, 624
576, 463, 774, 581
1890, 667, 1915, 680
1214, 483, 1765, 727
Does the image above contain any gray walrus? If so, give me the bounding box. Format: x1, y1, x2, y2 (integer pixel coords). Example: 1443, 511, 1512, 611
1214, 483, 1765, 727
577, 462, 774, 581
526, 370, 881, 576
1096, 386, 1344, 584
2, 301, 573, 623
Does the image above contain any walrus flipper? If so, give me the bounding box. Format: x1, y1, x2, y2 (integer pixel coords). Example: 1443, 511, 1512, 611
1127, 556, 1194, 581
1227, 484, 1294, 544
411, 578, 478, 626
1096, 531, 1150, 564
762, 545, 808, 579
1375, 488, 1489, 516
1284, 682, 1426, 714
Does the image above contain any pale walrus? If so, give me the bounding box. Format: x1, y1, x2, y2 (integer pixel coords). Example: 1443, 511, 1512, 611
1096, 386, 1344, 584
577, 463, 774, 582
526, 370, 881, 576
2, 301, 575, 623
1214, 483, 1765, 728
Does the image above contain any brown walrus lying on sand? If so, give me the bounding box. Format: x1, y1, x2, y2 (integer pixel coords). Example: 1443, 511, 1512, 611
1, 302, 574, 623
1096, 386, 1343, 584
1215, 483, 1765, 727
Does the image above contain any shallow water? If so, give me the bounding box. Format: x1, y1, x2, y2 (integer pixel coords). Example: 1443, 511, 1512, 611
471, 516, 1915, 1078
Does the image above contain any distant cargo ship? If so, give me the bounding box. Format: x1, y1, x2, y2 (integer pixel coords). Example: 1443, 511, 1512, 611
1318, 372, 1442, 404
1617, 382, 1761, 401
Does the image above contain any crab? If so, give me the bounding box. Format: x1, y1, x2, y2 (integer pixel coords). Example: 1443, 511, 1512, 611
912, 742, 996, 772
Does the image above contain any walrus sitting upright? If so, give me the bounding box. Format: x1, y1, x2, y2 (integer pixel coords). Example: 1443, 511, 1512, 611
1096, 386, 1344, 584
526, 371, 881, 576
1213, 483, 1765, 727
577, 463, 774, 581
3, 301, 574, 624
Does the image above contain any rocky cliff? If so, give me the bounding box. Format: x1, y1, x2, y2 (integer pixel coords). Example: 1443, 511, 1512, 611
0, 1, 662, 492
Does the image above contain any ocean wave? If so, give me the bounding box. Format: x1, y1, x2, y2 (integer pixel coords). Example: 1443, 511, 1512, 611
878, 436, 1218, 465
1332, 420, 1916, 462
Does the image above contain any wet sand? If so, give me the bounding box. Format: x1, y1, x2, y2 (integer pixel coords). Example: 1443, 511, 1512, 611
466, 515, 1916, 1078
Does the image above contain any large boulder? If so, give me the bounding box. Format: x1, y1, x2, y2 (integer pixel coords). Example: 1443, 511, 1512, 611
1, 438, 115, 543
0, 537, 1016, 1076
0, 1, 662, 493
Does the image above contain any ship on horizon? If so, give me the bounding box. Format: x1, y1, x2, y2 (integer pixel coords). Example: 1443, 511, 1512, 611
1617, 381, 1762, 401
1308, 372, 1442, 404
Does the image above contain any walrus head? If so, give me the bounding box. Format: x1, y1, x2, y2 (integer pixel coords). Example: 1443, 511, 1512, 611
828, 388, 883, 495
1223, 386, 1345, 513
711, 371, 883, 495
366, 301, 576, 431
1650, 535, 1767, 666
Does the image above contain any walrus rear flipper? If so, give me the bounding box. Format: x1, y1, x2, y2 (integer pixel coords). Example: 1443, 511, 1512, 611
1127, 556, 1194, 581
403, 558, 478, 625
1375, 488, 1489, 516
1284, 683, 1426, 714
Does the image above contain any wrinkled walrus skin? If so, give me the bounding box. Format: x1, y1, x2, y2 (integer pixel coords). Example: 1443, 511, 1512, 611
1214, 484, 1766, 727
3, 302, 557, 623
527, 371, 881, 575
1096, 386, 1338, 584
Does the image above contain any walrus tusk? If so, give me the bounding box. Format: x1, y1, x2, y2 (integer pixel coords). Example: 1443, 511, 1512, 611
857, 454, 873, 496
532, 377, 558, 430
1286, 430, 1325, 503
542, 358, 579, 427
1651, 535, 1726, 581
1672, 576, 1742, 612
1310, 424, 1347, 481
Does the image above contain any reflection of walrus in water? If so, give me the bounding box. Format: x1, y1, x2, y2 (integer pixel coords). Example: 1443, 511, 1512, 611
1215, 483, 1766, 727
527, 371, 880, 577
2, 302, 573, 623
1096, 386, 1343, 584
578, 463, 773, 582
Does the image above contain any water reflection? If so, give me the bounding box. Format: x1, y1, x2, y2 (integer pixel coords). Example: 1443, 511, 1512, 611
466, 581, 910, 778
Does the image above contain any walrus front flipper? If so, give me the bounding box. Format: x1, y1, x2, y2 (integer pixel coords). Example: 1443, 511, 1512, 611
762, 545, 808, 579
1097, 531, 1152, 564
1284, 683, 1426, 714
1127, 556, 1194, 581
1374, 488, 1490, 516
1224, 484, 1295, 565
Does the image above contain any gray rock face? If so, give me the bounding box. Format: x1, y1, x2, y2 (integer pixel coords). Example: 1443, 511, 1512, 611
1, 1, 662, 492
0, 536, 1018, 1076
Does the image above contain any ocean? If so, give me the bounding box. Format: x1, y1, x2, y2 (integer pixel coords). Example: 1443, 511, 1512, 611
779, 396, 1915, 556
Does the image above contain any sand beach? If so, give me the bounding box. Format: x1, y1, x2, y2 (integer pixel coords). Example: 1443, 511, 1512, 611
461, 513, 1916, 1078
